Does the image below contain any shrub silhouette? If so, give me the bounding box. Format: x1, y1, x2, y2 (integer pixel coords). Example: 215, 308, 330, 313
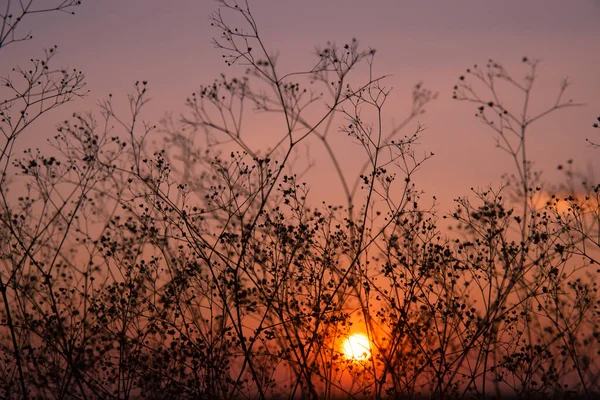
0, 1, 598, 399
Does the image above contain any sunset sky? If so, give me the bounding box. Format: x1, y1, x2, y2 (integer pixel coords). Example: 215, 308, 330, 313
3, 0, 599, 211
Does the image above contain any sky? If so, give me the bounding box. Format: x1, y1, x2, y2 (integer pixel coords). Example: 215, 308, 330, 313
2, 0, 599, 212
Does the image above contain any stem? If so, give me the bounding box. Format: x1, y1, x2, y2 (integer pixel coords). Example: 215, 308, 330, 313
0, 276, 28, 399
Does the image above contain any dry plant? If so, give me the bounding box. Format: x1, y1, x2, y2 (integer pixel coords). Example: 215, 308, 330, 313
0, 1, 598, 399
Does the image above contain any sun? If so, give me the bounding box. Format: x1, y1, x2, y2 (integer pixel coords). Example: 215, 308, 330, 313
342, 333, 371, 361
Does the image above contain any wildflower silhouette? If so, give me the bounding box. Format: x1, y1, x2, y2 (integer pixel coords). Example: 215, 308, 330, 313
0, 1, 598, 399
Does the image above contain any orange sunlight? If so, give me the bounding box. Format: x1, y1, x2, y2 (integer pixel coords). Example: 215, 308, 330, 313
342, 333, 372, 361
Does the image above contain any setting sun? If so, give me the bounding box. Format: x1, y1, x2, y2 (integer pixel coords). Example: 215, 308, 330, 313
342, 334, 372, 361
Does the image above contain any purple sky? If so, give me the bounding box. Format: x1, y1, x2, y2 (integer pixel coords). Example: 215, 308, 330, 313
3, 0, 599, 211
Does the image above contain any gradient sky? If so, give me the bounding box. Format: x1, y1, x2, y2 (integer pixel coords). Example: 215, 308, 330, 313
3, 0, 599, 211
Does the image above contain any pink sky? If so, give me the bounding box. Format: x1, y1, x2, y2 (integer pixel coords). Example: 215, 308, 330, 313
2, 0, 599, 212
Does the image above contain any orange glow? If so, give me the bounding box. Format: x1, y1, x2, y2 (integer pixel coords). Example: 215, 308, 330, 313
342, 333, 371, 361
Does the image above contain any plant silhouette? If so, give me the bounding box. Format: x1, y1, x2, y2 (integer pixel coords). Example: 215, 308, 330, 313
0, 1, 598, 399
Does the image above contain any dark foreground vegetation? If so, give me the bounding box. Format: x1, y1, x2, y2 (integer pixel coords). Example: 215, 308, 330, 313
1, 1, 599, 399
